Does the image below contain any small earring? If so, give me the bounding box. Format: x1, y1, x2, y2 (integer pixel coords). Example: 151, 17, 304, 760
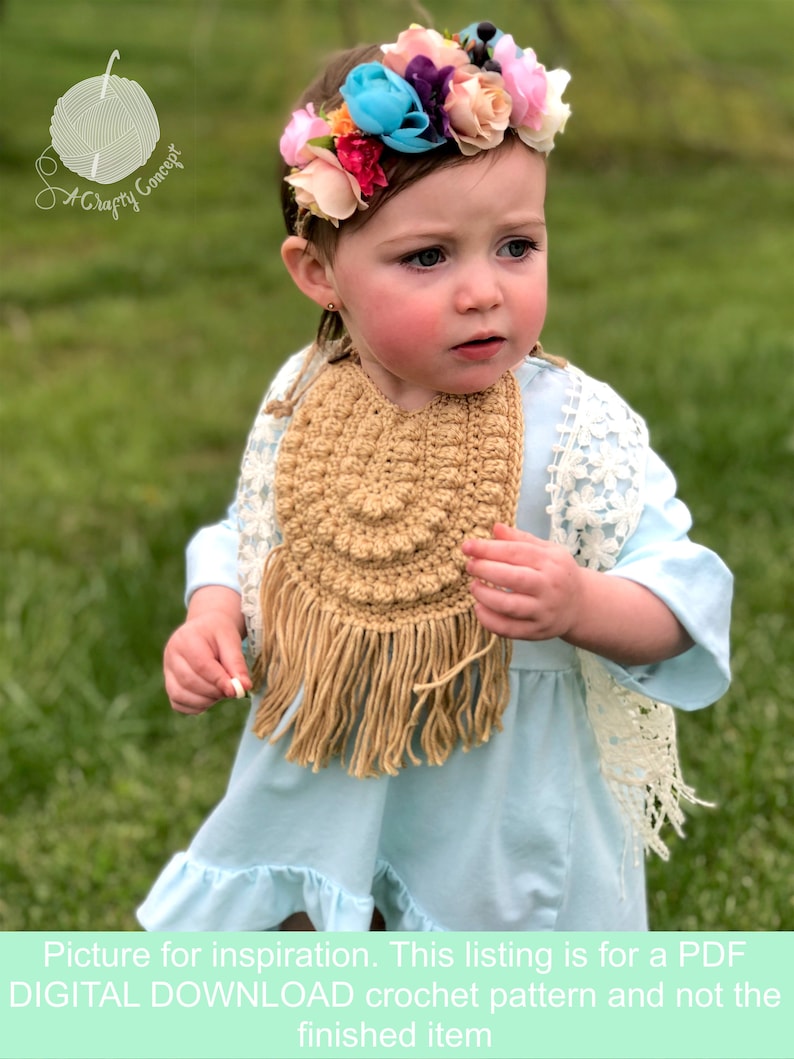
326, 302, 336, 311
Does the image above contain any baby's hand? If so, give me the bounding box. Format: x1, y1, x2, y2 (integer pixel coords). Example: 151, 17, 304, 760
462, 523, 582, 642
163, 590, 251, 714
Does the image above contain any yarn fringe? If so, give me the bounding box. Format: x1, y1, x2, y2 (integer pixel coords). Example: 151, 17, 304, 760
262, 338, 353, 419
252, 545, 513, 778
528, 340, 568, 370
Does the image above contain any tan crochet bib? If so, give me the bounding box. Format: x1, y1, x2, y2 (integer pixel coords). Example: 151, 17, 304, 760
252, 359, 523, 778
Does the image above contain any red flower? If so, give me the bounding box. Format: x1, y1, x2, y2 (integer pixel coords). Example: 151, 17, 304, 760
335, 134, 388, 197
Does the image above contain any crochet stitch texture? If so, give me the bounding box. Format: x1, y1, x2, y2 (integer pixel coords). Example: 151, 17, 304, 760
252, 359, 523, 777
238, 352, 707, 858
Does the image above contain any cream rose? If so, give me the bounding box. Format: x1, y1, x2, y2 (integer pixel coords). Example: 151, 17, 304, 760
285, 146, 365, 225
444, 67, 511, 155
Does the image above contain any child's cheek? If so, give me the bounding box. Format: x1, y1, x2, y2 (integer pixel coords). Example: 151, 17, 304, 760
384, 304, 442, 355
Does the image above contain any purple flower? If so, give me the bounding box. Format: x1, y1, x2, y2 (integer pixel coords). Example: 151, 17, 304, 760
403, 55, 455, 139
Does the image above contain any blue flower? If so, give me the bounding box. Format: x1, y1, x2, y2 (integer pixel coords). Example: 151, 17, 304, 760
341, 62, 444, 153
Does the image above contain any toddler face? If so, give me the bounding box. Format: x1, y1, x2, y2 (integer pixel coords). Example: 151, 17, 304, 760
325, 140, 548, 410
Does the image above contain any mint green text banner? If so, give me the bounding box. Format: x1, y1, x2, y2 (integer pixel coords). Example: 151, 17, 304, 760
1, 932, 789, 1058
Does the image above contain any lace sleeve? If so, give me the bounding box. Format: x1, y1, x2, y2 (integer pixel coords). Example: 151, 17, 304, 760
546, 366, 706, 861
546, 366, 647, 568
236, 350, 319, 658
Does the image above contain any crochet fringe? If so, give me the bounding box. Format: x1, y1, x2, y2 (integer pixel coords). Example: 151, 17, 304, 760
252, 545, 513, 778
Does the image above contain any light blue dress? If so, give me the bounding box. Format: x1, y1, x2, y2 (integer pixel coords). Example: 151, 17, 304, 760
137, 358, 732, 932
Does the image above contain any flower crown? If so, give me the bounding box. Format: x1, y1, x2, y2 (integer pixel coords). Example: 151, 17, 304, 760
280, 21, 571, 227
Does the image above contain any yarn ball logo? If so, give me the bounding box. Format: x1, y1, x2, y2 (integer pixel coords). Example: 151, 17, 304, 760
49, 49, 159, 184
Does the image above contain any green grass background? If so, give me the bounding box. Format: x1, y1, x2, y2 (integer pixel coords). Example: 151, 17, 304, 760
1, 0, 792, 931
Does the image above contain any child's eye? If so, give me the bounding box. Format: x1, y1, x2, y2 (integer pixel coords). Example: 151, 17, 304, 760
498, 238, 540, 259
402, 247, 444, 269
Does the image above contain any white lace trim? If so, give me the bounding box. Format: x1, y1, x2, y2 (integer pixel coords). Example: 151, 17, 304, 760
546, 367, 701, 861
237, 359, 701, 860
238, 349, 322, 660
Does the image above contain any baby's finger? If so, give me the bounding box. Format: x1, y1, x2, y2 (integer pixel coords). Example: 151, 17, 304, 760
214, 635, 251, 697
184, 645, 248, 700
469, 578, 538, 620
165, 675, 217, 712
462, 537, 545, 569
167, 655, 224, 700
164, 668, 221, 714
466, 556, 543, 594
217, 657, 251, 698
471, 600, 536, 640
492, 522, 548, 544
169, 692, 217, 716
196, 670, 248, 702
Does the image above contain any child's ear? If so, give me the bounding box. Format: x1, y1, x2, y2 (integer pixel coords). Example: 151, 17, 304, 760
281, 236, 341, 311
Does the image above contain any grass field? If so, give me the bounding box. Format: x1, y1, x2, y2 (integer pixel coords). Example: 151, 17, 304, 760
1, 0, 792, 931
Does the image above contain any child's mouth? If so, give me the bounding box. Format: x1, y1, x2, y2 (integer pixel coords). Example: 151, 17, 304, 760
452, 336, 505, 361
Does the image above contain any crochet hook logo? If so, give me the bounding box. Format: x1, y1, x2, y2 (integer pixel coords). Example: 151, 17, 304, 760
50, 49, 159, 183
35, 49, 183, 219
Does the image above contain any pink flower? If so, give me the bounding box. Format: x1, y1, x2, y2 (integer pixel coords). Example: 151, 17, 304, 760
279, 104, 331, 168
335, 135, 388, 197
381, 25, 469, 78
516, 68, 571, 154
444, 67, 511, 155
493, 36, 547, 131
285, 146, 365, 225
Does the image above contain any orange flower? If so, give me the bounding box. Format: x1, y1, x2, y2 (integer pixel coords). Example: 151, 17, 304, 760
327, 104, 358, 138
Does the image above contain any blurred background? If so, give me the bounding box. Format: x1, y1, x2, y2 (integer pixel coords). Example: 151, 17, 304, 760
1, 0, 792, 930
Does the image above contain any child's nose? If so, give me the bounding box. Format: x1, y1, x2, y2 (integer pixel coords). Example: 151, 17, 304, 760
454, 262, 503, 313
